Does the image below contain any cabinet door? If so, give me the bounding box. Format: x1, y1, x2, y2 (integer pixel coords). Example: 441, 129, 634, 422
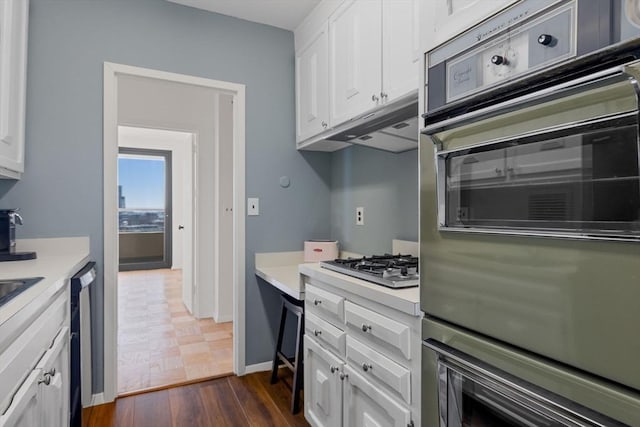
429, 0, 516, 49
0, 0, 29, 178
381, 0, 419, 102
0, 370, 40, 427
35, 327, 69, 427
296, 22, 330, 142
343, 365, 412, 427
304, 335, 344, 427
329, 0, 382, 126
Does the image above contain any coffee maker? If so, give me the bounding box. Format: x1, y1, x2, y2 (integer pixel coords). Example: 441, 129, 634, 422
0, 209, 36, 261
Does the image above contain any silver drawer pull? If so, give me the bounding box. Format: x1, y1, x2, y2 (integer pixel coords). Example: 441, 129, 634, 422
47, 368, 56, 377
362, 363, 373, 372
339, 372, 349, 381
362, 324, 372, 332
38, 373, 51, 386
313, 299, 322, 306
330, 366, 338, 374
313, 329, 322, 337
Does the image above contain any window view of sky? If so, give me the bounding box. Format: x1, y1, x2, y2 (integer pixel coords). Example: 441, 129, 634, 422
118, 156, 165, 209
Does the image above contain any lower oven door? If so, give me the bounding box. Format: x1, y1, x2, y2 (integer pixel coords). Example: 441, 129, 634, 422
421, 318, 640, 427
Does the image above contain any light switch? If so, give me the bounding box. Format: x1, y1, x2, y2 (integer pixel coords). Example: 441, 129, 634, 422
248, 198, 260, 216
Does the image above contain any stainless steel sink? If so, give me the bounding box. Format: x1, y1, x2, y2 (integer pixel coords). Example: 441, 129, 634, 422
0, 277, 44, 306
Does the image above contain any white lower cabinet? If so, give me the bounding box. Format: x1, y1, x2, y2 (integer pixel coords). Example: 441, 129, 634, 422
304, 335, 344, 427
1, 327, 69, 427
0, 286, 70, 427
343, 365, 412, 427
303, 278, 420, 427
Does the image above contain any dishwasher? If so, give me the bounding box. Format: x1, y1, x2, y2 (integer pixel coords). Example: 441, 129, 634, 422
70, 262, 96, 427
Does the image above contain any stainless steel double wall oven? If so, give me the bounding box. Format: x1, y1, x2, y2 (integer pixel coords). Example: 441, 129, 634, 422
420, 1, 640, 425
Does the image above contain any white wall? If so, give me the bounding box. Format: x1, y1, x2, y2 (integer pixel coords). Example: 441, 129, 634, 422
118, 126, 192, 270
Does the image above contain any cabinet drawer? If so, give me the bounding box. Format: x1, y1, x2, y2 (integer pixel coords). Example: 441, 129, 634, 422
346, 336, 411, 404
345, 301, 411, 360
306, 311, 346, 356
305, 283, 345, 324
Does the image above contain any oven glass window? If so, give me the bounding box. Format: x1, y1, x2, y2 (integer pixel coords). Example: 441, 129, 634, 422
442, 123, 640, 238
446, 369, 562, 427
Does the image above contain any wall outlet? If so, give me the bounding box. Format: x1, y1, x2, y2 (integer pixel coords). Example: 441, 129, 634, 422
248, 198, 260, 216
356, 207, 364, 225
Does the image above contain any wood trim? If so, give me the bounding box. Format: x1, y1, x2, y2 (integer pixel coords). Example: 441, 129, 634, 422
103, 62, 247, 403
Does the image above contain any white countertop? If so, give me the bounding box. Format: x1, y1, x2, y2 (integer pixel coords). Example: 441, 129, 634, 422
255, 251, 307, 300
299, 263, 420, 316
0, 237, 91, 325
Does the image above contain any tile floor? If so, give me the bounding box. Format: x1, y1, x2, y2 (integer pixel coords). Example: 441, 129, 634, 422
118, 269, 233, 395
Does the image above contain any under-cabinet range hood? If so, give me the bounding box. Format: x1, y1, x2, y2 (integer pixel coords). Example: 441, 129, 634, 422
299, 92, 419, 153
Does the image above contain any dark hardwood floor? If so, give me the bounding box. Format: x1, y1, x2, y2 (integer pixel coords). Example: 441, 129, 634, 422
82, 371, 310, 427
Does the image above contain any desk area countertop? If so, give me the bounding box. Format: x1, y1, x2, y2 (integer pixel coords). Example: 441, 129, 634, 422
255, 251, 308, 300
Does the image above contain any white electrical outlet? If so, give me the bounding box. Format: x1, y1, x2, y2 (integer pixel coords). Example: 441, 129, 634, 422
356, 207, 364, 225
248, 198, 260, 216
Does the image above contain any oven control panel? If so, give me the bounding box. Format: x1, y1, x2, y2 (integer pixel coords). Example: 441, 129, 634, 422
445, 2, 575, 103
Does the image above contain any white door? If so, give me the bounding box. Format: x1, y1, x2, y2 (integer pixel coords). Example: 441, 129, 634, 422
36, 327, 69, 427
329, 0, 382, 126
343, 365, 412, 427
428, 0, 516, 49
381, 0, 419, 102
304, 336, 344, 427
182, 135, 195, 315
296, 22, 330, 142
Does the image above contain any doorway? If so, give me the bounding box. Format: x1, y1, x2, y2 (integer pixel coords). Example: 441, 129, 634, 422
103, 63, 247, 403
118, 148, 172, 270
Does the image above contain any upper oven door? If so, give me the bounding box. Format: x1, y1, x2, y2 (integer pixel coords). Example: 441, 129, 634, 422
425, 62, 640, 241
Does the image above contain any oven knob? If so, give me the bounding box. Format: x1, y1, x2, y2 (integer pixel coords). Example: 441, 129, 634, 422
491, 55, 505, 65
537, 34, 554, 46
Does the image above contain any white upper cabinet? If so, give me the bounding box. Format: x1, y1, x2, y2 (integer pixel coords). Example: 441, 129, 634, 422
0, 0, 29, 179
296, 22, 330, 142
329, 0, 382, 126
382, 0, 420, 102
426, 0, 517, 51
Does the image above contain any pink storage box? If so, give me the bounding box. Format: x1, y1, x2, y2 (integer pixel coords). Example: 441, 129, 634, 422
304, 240, 339, 262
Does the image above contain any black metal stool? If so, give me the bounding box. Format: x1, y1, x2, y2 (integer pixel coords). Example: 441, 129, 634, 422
270, 294, 305, 414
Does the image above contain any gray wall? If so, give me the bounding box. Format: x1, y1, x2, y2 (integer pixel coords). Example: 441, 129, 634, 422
0, 0, 332, 393
330, 146, 419, 254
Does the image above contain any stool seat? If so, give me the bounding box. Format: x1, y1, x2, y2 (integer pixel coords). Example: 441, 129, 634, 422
270, 294, 305, 414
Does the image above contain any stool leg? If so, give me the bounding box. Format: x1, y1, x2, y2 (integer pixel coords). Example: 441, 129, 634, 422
270, 301, 287, 384
291, 310, 304, 414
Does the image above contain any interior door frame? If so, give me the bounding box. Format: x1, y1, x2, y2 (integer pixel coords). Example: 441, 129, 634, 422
117, 147, 173, 271
103, 62, 246, 404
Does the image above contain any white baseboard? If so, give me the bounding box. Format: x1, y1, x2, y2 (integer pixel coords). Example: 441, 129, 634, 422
84, 392, 107, 408
243, 361, 273, 375
214, 314, 233, 323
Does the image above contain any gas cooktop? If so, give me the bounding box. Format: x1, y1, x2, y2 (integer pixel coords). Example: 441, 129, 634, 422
320, 254, 419, 289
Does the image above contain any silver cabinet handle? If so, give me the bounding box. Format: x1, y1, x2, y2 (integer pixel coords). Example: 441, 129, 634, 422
313, 299, 322, 306
362, 363, 373, 372
321, 121, 328, 128
372, 94, 379, 102
380, 92, 388, 100
38, 373, 51, 386
361, 324, 372, 332
47, 368, 56, 377
330, 366, 338, 374
313, 329, 322, 337
339, 372, 349, 381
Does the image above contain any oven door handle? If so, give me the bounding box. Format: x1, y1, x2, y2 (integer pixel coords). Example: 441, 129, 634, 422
421, 63, 640, 136
423, 339, 628, 427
